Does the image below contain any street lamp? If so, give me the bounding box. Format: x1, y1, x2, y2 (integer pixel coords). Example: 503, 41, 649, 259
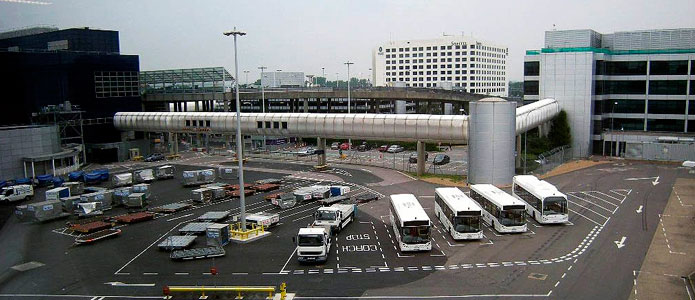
610, 101, 618, 157
345, 61, 354, 148
335, 73, 339, 88
243, 70, 250, 86
275, 69, 282, 88
223, 27, 248, 230
322, 67, 325, 87
258, 66, 267, 151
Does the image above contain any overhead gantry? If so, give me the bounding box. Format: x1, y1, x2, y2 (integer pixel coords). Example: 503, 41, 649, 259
114, 98, 560, 184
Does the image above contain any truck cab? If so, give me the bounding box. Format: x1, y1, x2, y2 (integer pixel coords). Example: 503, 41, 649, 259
295, 227, 331, 263
313, 204, 355, 234
0, 185, 34, 203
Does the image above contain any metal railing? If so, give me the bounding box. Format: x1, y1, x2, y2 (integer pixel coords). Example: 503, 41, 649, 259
521, 145, 572, 175
164, 283, 287, 299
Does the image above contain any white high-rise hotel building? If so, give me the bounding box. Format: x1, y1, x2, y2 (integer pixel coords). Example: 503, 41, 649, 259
372, 35, 509, 97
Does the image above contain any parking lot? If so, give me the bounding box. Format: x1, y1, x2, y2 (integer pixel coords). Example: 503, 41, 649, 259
0, 154, 691, 299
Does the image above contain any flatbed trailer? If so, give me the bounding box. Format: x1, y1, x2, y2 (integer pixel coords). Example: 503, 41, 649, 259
229, 189, 255, 198
256, 178, 282, 185
114, 212, 155, 224
265, 192, 283, 202
170, 246, 225, 260
70, 221, 114, 233
197, 211, 230, 222
75, 229, 121, 244
318, 195, 350, 206
179, 222, 214, 235
151, 202, 192, 214
224, 183, 254, 191
253, 183, 281, 192
158, 235, 197, 251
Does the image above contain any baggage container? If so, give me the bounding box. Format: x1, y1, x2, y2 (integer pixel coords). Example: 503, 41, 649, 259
218, 167, 235, 179
132, 183, 151, 199
182, 169, 215, 186
271, 193, 297, 209
125, 192, 146, 208
68, 171, 85, 182
112, 173, 133, 187
132, 169, 155, 183
84, 172, 101, 184
76, 202, 105, 218
241, 212, 280, 229
201, 182, 227, 189
63, 181, 85, 195
95, 169, 110, 182
206, 223, 231, 246
155, 165, 175, 180
15, 178, 31, 185
16, 200, 68, 222
330, 186, 350, 197
311, 186, 331, 200
191, 188, 213, 203
46, 187, 71, 201
52, 177, 64, 188
80, 191, 113, 209
37, 174, 54, 187
294, 186, 315, 202
113, 187, 133, 206
61, 195, 84, 213
209, 186, 226, 200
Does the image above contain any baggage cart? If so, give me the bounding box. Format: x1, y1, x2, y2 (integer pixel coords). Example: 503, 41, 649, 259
170, 246, 225, 260
114, 212, 154, 224
158, 236, 196, 251
318, 195, 350, 206
75, 229, 121, 244
253, 183, 280, 192
182, 169, 215, 186
256, 178, 282, 185
197, 211, 230, 222
240, 212, 280, 229
151, 202, 191, 214
206, 223, 231, 246
70, 221, 113, 233
179, 222, 214, 235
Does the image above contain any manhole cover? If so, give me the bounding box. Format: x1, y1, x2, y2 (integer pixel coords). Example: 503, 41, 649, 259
11, 261, 45, 272
528, 273, 548, 280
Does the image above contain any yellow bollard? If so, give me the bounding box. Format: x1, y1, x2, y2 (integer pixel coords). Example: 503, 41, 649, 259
280, 282, 287, 300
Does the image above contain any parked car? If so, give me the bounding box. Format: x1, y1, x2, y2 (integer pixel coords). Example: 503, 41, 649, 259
330, 142, 340, 150
387, 145, 404, 153
357, 142, 370, 152
340, 143, 351, 150
377, 145, 389, 152
297, 148, 316, 157
145, 153, 165, 162
408, 152, 429, 163
433, 154, 450, 165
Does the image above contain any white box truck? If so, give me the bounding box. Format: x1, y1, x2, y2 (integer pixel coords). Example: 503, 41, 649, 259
0, 185, 34, 202
295, 227, 332, 264
313, 204, 355, 234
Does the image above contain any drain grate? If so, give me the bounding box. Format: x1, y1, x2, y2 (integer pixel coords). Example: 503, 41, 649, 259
11, 261, 45, 272
528, 272, 548, 280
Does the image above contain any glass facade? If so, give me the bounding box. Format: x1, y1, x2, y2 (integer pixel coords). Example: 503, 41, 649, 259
649, 60, 689, 75
524, 80, 539, 95
647, 119, 685, 132
595, 80, 646, 95
596, 61, 647, 75
647, 100, 686, 114
648, 80, 687, 95
601, 99, 646, 114
690, 101, 695, 115
604, 118, 645, 131
524, 61, 539, 76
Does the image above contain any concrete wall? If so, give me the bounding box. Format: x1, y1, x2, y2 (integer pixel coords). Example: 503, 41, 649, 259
0, 125, 60, 180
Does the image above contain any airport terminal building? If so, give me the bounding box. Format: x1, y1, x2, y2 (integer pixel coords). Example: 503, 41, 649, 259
372, 35, 508, 97
524, 28, 695, 159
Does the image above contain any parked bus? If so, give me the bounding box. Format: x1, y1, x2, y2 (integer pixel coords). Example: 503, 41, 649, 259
389, 194, 431, 252
434, 187, 483, 240
512, 175, 568, 224
470, 184, 527, 233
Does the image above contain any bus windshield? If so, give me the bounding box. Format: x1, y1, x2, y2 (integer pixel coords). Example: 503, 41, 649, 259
453, 215, 481, 233
543, 197, 567, 215
315, 211, 336, 221
499, 209, 526, 226
298, 234, 324, 246
402, 226, 430, 244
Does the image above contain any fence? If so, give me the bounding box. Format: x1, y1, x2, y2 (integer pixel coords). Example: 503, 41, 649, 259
624, 142, 695, 161
521, 145, 573, 176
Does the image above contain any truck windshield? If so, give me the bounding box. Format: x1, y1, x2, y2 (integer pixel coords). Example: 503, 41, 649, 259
298, 234, 324, 246
453, 215, 481, 233
543, 197, 567, 215
499, 209, 526, 226
2, 188, 11, 196
315, 211, 336, 221
401, 225, 430, 244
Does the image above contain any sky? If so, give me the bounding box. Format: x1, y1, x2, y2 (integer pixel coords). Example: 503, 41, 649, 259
1, 0, 694, 82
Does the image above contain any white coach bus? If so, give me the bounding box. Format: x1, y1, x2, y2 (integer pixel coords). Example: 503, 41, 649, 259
470, 184, 527, 233
434, 187, 483, 240
512, 175, 568, 224
389, 194, 432, 252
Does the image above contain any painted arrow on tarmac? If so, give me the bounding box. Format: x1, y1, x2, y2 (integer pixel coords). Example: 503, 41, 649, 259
625, 176, 660, 185
614, 237, 627, 249
104, 282, 155, 287
636, 205, 643, 214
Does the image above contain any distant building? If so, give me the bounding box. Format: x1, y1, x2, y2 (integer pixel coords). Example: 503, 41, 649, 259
260, 72, 305, 88
372, 35, 509, 97
524, 28, 695, 159
0, 27, 147, 163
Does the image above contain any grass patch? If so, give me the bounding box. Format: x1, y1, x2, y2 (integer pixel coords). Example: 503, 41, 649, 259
406, 172, 468, 187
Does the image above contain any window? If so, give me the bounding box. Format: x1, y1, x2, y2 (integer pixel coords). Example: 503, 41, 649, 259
257, 121, 263, 128
648, 100, 686, 114
649, 80, 687, 95
604, 118, 644, 131
647, 119, 684, 132
692, 81, 695, 95
524, 81, 539, 95
691, 101, 695, 115
603, 99, 646, 114
265, 121, 271, 128
94, 71, 139, 98
650, 60, 688, 75
199, 120, 204, 127
186, 120, 191, 127
524, 61, 540, 76
206, 120, 211, 127
595, 80, 646, 95
192, 120, 197, 127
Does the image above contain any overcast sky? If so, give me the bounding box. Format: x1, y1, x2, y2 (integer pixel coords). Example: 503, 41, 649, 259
2, 0, 694, 82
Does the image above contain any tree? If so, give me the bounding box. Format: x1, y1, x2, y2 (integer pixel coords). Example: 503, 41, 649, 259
548, 110, 571, 148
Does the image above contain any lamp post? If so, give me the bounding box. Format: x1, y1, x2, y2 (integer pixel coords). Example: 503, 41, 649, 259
322, 67, 325, 87
223, 27, 248, 230
335, 73, 339, 88
275, 69, 282, 88
345, 61, 354, 148
258, 66, 267, 150
610, 101, 617, 157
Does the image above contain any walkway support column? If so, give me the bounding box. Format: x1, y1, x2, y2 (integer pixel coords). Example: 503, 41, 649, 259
468, 98, 516, 185
417, 141, 425, 176
317, 137, 326, 167
515, 135, 522, 168
173, 133, 179, 154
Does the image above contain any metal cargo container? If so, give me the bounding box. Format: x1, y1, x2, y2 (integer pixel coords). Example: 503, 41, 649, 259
80, 191, 113, 210
191, 188, 213, 203
45, 187, 71, 201
17, 200, 67, 222
271, 193, 296, 209
311, 186, 331, 199
155, 165, 175, 180
206, 223, 231, 246
112, 173, 133, 187
182, 169, 215, 186
208, 186, 226, 200
133, 169, 155, 183
132, 183, 151, 199
125, 192, 146, 208
113, 187, 133, 206
61, 195, 84, 213
218, 167, 235, 179
63, 182, 85, 195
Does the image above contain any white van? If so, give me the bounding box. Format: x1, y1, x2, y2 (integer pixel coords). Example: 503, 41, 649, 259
0, 185, 34, 202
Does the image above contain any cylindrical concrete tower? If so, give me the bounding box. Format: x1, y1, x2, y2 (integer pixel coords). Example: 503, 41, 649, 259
468, 97, 516, 185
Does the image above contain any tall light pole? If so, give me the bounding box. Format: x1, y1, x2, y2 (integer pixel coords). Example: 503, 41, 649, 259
259, 66, 267, 150
223, 27, 248, 230
345, 61, 354, 148
610, 101, 617, 157
243, 70, 250, 86
322, 67, 325, 87
335, 73, 339, 88
275, 69, 282, 88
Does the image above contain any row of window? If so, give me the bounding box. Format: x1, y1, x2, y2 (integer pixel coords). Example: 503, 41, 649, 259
256, 121, 288, 129
94, 71, 139, 98
386, 77, 506, 84
524, 80, 693, 96
185, 119, 211, 127
524, 60, 695, 77
599, 118, 689, 132
386, 51, 506, 59
385, 44, 505, 53
513, 185, 541, 211
386, 64, 506, 71
594, 100, 695, 115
